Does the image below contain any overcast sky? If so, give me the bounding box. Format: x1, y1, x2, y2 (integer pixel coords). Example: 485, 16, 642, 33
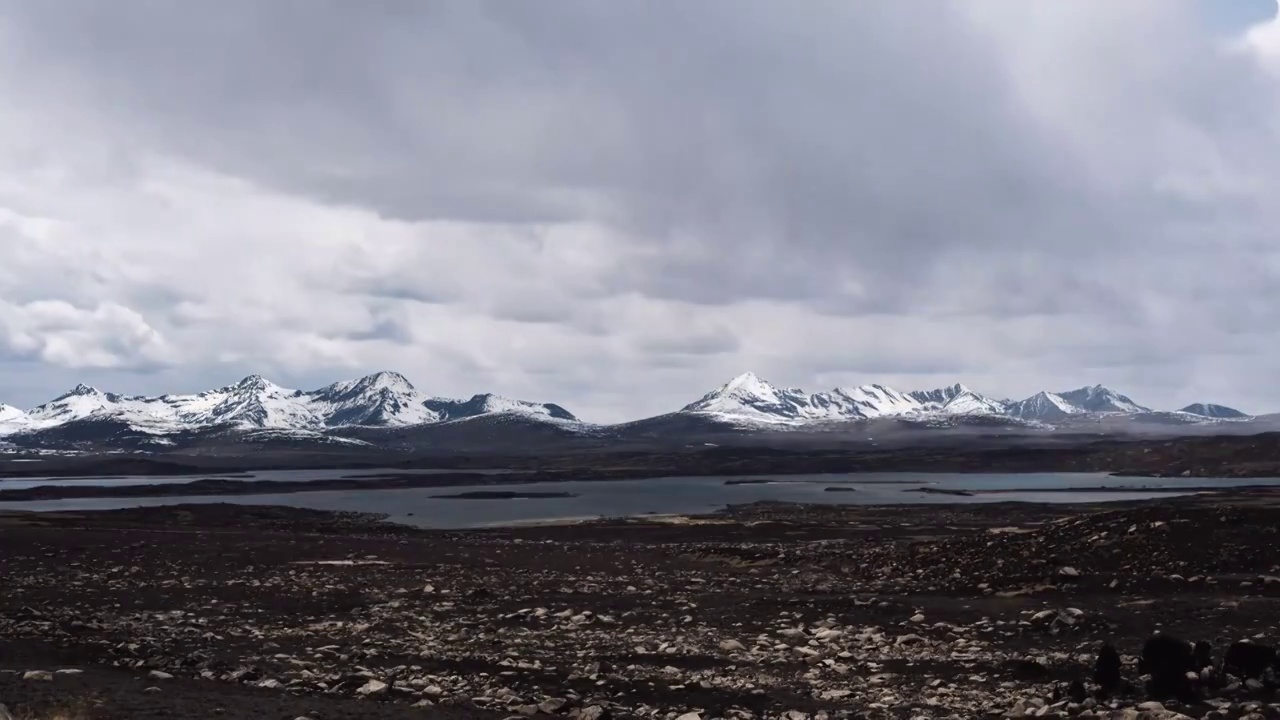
2, 1, 1280, 422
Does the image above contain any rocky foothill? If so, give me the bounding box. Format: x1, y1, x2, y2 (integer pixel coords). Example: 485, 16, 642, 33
1, 492, 1278, 720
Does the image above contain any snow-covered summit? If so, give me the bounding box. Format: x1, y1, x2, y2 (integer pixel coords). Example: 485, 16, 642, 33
310, 371, 439, 427
1057, 385, 1149, 414
1006, 391, 1079, 421
678, 373, 1233, 427
27, 384, 131, 426
681, 374, 1009, 426
425, 393, 578, 423
3, 372, 580, 437
681, 373, 818, 423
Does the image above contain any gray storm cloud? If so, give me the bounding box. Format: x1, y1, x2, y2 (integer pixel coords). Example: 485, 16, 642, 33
0, 0, 1279, 421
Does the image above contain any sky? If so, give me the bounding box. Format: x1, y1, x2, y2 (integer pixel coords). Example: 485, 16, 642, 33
3, 1, 1280, 423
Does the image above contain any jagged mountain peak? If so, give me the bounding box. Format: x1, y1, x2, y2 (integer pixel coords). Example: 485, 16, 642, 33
906, 383, 1001, 414
681, 373, 803, 420
62, 383, 102, 398
719, 371, 777, 394
226, 374, 294, 395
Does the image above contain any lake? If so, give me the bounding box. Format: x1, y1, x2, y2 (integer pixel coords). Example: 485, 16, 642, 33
0, 471, 1275, 529
0, 467, 515, 490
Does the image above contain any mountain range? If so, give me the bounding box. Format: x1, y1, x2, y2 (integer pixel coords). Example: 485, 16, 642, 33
0, 372, 573, 438
674, 372, 1246, 426
0, 370, 1256, 451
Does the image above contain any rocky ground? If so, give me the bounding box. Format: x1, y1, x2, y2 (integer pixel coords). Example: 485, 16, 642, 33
1, 492, 1279, 720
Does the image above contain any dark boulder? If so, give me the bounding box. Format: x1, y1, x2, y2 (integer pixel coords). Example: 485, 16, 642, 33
1224, 641, 1277, 680
1139, 633, 1197, 701
1094, 642, 1123, 695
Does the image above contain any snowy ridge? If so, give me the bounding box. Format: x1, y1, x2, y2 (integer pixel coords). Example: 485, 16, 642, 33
0, 372, 579, 438
679, 373, 1248, 427
681, 373, 1011, 426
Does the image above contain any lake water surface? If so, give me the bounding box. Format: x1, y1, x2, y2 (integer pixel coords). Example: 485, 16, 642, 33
1, 471, 1275, 529
0, 467, 515, 490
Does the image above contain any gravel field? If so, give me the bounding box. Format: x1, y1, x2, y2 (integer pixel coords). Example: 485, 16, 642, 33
1, 491, 1278, 720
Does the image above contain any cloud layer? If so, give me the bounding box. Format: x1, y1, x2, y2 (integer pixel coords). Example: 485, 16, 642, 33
1, 1, 1279, 421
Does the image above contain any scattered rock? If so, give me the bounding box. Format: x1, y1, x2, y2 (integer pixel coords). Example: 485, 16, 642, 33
356, 679, 389, 696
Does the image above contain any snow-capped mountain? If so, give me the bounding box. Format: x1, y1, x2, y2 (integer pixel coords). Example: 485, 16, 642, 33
1005, 391, 1081, 421
308, 371, 439, 426
680, 372, 821, 424
680, 373, 1008, 426
0, 370, 1258, 450
1004, 386, 1149, 421
424, 393, 576, 423
678, 374, 1245, 428
0, 372, 579, 438
1178, 402, 1247, 419
1057, 385, 1149, 414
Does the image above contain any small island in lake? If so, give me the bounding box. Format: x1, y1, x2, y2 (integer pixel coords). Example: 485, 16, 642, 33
428, 491, 577, 500
908, 487, 975, 497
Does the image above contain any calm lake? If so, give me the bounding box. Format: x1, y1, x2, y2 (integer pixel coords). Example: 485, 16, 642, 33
1, 471, 1276, 529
